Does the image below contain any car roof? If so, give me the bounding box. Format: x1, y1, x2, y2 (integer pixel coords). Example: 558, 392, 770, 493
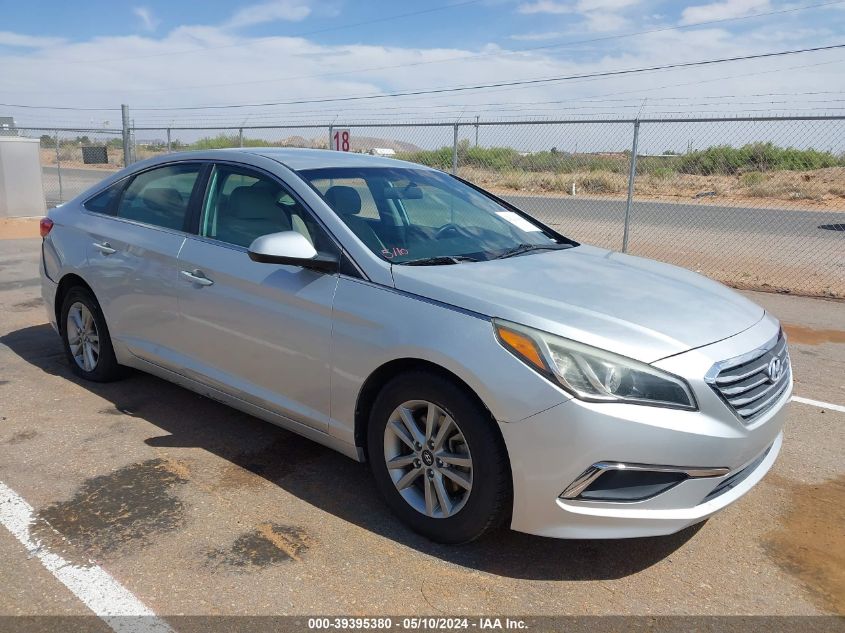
219, 147, 433, 172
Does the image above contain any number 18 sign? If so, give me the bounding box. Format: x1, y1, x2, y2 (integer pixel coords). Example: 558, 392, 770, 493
331, 129, 351, 151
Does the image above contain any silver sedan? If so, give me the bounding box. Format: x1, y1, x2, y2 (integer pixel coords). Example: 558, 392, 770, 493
39, 148, 791, 543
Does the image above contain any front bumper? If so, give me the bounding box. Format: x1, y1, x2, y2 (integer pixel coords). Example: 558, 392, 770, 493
500, 313, 790, 539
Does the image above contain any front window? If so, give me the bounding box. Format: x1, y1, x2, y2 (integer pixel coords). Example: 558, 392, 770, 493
300, 167, 573, 264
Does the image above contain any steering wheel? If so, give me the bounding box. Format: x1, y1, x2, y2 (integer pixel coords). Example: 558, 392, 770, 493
434, 223, 465, 239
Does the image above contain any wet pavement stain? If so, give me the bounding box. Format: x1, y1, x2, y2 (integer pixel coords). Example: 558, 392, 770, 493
32, 458, 190, 559
783, 324, 845, 346
216, 435, 326, 489
206, 523, 311, 570
7, 430, 38, 444
762, 474, 845, 614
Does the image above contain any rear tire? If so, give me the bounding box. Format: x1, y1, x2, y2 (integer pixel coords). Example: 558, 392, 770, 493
60, 286, 123, 382
367, 371, 511, 544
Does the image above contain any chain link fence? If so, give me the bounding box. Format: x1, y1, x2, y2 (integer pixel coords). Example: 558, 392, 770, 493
15, 117, 845, 298
17, 127, 125, 208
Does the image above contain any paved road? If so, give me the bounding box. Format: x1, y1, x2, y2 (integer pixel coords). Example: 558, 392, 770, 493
42, 166, 117, 207
510, 195, 845, 240
0, 237, 843, 626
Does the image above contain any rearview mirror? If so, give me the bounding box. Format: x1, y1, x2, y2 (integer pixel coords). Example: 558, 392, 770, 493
248, 231, 338, 273
382, 184, 423, 200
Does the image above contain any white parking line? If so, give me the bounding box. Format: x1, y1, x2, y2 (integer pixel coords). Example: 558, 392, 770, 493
0, 481, 174, 633
792, 395, 845, 414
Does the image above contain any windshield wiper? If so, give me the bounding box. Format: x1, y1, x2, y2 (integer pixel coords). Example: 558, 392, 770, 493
399, 255, 479, 266
494, 243, 571, 260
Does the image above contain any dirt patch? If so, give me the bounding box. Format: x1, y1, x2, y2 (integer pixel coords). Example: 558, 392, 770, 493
0, 218, 41, 240
206, 523, 311, 570
783, 324, 845, 346
7, 430, 38, 444
11, 297, 43, 312
762, 474, 845, 614
32, 458, 189, 559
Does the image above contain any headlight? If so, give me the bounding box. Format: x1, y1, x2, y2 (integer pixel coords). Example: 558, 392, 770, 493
494, 320, 697, 410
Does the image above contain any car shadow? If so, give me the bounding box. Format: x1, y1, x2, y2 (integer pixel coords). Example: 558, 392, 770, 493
1, 323, 702, 581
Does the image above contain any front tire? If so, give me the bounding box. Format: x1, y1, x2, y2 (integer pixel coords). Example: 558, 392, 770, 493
367, 371, 511, 544
60, 286, 123, 382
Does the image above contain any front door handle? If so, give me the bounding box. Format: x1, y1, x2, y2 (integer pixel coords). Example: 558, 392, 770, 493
92, 241, 116, 255
181, 269, 214, 287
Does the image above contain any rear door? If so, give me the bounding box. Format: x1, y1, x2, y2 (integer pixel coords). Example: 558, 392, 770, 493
82, 162, 205, 366
175, 163, 339, 432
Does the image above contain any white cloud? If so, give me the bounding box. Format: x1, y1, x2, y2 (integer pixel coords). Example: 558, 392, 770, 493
517, 1, 573, 15
583, 12, 629, 31
224, 0, 312, 29
576, 0, 639, 9
133, 7, 160, 32
1, 12, 841, 142
0, 31, 64, 48
509, 31, 566, 41
680, 0, 770, 26
517, 0, 640, 32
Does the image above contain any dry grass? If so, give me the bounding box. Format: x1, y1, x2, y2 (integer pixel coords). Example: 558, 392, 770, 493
464, 164, 845, 210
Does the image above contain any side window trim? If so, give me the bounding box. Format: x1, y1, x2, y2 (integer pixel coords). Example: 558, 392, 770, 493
185, 162, 213, 236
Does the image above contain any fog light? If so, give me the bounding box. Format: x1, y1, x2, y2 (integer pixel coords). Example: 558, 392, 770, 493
577, 469, 687, 501
561, 462, 729, 503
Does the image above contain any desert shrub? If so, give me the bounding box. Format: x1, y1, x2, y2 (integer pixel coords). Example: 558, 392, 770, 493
740, 171, 766, 186
191, 134, 273, 150
678, 143, 841, 175
577, 173, 625, 194
399, 147, 453, 170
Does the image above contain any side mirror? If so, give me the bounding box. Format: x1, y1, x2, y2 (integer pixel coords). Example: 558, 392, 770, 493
248, 231, 338, 273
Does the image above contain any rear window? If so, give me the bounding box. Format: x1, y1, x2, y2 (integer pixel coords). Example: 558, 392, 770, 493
83, 181, 124, 215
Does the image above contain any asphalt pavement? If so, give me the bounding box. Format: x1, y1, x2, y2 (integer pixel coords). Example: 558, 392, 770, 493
0, 236, 843, 624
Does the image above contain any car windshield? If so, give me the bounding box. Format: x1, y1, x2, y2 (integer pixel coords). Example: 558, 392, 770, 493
298, 166, 573, 264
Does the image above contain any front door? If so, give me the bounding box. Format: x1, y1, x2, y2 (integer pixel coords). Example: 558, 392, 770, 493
175, 163, 339, 432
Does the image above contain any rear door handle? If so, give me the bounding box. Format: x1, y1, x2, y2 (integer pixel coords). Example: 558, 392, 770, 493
181, 269, 214, 287
92, 241, 116, 255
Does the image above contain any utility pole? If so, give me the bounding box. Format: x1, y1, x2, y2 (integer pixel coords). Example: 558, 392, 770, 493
622, 120, 641, 254
452, 123, 459, 175
121, 104, 131, 167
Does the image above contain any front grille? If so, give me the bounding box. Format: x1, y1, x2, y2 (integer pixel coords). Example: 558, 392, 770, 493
707, 332, 791, 424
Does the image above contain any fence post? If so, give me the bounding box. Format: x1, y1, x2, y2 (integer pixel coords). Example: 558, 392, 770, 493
451, 123, 459, 175
121, 104, 131, 167
238, 128, 243, 148
55, 130, 63, 205
474, 116, 479, 147
166, 128, 171, 153
328, 125, 333, 150
622, 119, 640, 253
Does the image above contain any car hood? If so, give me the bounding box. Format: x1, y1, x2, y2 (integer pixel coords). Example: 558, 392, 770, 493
390, 245, 765, 363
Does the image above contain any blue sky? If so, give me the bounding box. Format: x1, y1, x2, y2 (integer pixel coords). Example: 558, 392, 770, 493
1, 0, 844, 130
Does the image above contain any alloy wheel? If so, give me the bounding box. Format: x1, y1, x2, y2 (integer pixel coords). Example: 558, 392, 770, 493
66, 301, 100, 372
383, 400, 473, 519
